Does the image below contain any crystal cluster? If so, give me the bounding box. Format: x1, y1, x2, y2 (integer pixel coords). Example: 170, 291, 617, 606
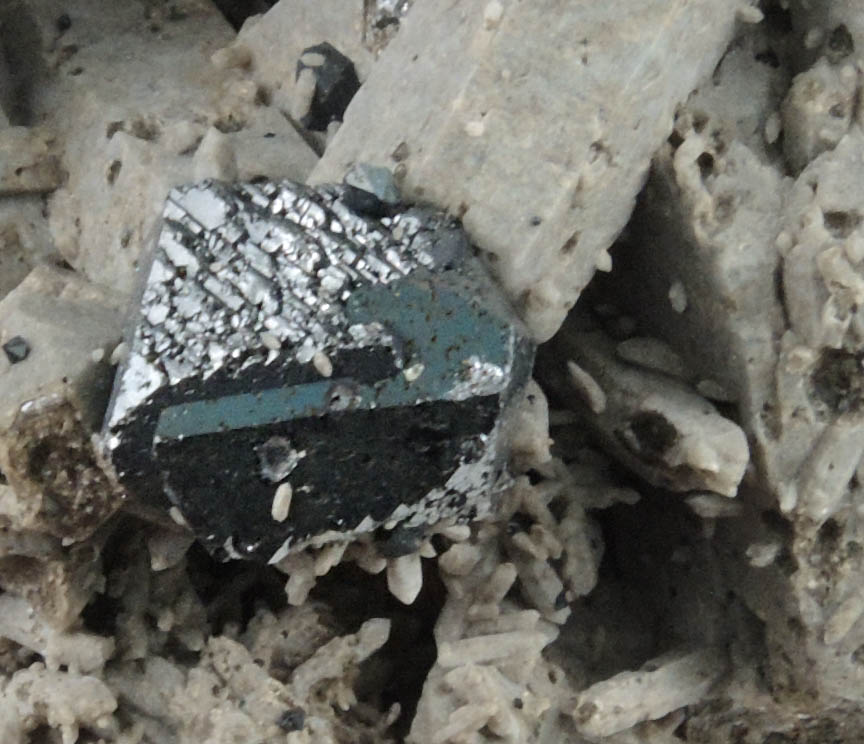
103, 178, 533, 562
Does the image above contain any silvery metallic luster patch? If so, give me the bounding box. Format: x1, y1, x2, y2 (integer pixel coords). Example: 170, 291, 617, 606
103, 179, 534, 562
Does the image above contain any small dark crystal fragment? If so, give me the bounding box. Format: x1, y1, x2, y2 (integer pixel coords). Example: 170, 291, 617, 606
103, 178, 534, 563
3, 336, 30, 364
342, 163, 402, 217
376, 524, 426, 558
296, 42, 361, 131
276, 707, 306, 732
827, 24, 855, 63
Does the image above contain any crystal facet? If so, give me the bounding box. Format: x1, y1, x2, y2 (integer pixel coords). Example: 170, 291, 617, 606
296, 42, 360, 132
103, 179, 534, 562
2, 336, 31, 364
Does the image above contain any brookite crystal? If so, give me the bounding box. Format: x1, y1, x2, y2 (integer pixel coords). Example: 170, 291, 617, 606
103, 178, 534, 562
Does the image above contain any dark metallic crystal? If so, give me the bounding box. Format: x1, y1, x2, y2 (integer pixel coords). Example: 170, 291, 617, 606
103, 178, 534, 562
296, 42, 360, 132
342, 163, 401, 217
3, 336, 30, 364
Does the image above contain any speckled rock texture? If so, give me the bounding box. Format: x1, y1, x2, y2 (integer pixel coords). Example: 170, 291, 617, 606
4, 0, 864, 742
311, 0, 755, 341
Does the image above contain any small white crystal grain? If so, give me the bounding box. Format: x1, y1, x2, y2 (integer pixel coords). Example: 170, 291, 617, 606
271, 483, 293, 522
387, 553, 423, 604
465, 120, 485, 137
312, 350, 333, 378
483, 0, 504, 28
567, 360, 606, 413
404, 363, 425, 382
668, 280, 687, 313
109, 341, 128, 365
168, 506, 188, 527
260, 332, 281, 351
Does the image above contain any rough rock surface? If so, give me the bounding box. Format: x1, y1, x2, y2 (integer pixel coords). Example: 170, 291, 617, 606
4, 0, 864, 742
22, 0, 318, 299
312, 0, 754, 341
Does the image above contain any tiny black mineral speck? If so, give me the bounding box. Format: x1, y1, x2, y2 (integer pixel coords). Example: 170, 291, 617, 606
276, 707, 306, 732
3, 336, 31, 364
827, 24, 855, 62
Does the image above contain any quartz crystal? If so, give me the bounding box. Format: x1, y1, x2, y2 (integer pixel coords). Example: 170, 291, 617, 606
103, 178, 533, 562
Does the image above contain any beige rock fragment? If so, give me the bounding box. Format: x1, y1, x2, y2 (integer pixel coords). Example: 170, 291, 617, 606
29, 0, 316, 298
410, 510, 578, 743
313, 0, 750, 341
615, 337, 688, 379
613, 58, 864, 714
0, 266, 124, 544
781, 58, 859, 173
242, 602, 340, 675
796, 413, 864, 523
438, 543, 481, 577
289, 617, 391, 700
438, 631, 548, 669
570, 648, 727, 739
0, 663, 117, 744
546, 321, 750, 497
108, 605, 394, 744
686, 492, 745, 519
0, 127, 62, 194
508, 380, 553, 472
277, 550, 317, 606
431, 702, 498, 744
0, 594, 114, 674
211, 42, 252, 71
683, 21, 790, 160
0, 196, 59, 303
0, 267, 123, 541
566, 360, 606, 415
146, 527, 195, 572
386, 551, 423, 604
0, 538, 105, 631
312, 541, 346, 576
192, 126, 238, 181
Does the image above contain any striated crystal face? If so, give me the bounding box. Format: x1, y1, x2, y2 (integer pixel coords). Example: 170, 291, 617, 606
103, 179, 534, 562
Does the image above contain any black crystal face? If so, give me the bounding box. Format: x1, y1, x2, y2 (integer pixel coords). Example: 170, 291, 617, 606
103, 179, 534, 562
296, 42, 361, 132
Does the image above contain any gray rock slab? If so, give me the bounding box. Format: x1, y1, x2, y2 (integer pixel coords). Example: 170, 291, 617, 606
0, 127, 62, 194
311, 0, 752, 341
0, 195, 59, 303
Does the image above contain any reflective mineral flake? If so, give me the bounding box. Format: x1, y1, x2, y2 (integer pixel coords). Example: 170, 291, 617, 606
103, 179, 534, 562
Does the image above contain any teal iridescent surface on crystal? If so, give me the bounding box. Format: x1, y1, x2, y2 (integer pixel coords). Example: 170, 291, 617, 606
155, 281, 513, 440
104, 178, 534, 562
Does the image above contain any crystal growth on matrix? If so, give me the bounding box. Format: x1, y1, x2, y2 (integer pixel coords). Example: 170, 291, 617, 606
103, 177, 534, 563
